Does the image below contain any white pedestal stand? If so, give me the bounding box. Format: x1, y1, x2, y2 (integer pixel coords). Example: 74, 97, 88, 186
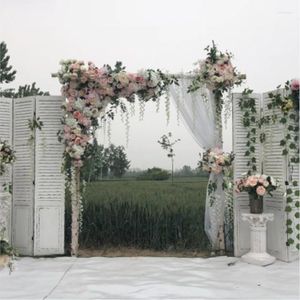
241, 213, 276, 266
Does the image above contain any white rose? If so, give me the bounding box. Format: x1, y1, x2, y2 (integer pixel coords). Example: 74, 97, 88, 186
65, 117, 77, 128
83, 107, 92, 117
74, 99, 85, 111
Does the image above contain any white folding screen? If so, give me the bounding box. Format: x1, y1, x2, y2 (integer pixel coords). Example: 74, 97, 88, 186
12, 97, 35, 255
0, 96, 65, 256
33, 96, 65, 255
263, 90, 299, 262
0, 98, 13, 242
232, 93, 262, 257
233, 90, 299, 262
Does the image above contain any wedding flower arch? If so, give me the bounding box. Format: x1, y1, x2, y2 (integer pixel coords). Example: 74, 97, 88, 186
53, 42, 246, 256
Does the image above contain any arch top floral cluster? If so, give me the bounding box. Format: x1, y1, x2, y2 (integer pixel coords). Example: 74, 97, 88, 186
53, 60, 177, 167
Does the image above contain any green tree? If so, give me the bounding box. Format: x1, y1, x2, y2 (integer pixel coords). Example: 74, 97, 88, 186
0, 41, 49, 97
158, 132, 180, 184
106, 144, 130, 178
137, 167, 170, 181
81, 143, 130, 181
0, 42, 16, 84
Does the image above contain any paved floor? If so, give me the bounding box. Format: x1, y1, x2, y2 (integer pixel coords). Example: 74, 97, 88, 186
0, 256, 299, 299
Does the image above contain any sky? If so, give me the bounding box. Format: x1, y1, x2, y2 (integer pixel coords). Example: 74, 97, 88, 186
0, 0, 299, 170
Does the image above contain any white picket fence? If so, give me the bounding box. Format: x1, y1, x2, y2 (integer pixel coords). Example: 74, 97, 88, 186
0, 96, 65, 256
233, 90, 299, 262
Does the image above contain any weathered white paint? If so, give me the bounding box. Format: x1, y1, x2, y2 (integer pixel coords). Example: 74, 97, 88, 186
0, 98, 13, 242
5, 96, 65, 256
262, 89, 299, 262
241, 213, 276, 266
232, 92, 262, 257
33, 96, 65, 255
233, 90, 299, 262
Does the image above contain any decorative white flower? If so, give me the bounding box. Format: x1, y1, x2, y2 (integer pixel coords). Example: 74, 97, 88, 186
65, 117, 78, 128
74, 99, 85, 111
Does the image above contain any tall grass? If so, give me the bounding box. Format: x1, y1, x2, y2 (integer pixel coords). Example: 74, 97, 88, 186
66, 178, 210, 251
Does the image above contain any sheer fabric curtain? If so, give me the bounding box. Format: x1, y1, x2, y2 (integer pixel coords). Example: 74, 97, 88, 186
169, 77, 224, 250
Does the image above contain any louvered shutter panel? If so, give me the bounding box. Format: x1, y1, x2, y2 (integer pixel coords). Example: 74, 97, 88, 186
0, 98, 13, 242
34, 96, 65, 255
263, 89, 299, 261
12, 97, 35, 255
232, 93, 262, 256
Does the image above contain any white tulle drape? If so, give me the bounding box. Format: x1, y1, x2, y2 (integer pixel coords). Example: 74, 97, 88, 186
169, 77, 225, 250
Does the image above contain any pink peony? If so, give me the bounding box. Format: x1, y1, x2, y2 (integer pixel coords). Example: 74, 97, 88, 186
256, 185, 266, 196
290, 79, 299, 91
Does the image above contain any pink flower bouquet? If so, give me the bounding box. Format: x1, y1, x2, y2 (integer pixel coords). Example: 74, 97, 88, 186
235, 173, 278, 213
200, 147, 234, 175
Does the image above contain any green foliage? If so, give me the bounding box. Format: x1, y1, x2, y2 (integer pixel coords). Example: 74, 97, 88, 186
137, 167, 170, 181
4, 82, 50, 98
0, 42, 16, 84
239, 89, 258, 174
81, 142, 130, 181
0, 240, 17, 256
0, 42, 49, 97
65, 179, 209, 251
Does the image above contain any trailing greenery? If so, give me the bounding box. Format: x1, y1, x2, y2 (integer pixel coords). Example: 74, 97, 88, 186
239, 83, 299, 250
238, 88, 258, 174
267, 82, 299, 249
65, 179, 209, 251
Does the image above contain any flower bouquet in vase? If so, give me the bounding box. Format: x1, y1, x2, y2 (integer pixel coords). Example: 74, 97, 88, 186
235, 174, 278, 214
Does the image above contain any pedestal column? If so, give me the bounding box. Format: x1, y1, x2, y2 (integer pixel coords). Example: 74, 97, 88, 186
241, 213, 276, 266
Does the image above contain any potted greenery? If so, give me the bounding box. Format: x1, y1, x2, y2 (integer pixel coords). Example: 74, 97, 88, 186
235, 174, 278, 214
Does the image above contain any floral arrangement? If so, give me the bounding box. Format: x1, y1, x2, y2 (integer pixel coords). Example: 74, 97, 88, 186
268, 79, 299, 113
53, 60, 177, 168
200, 147, 234, 175
53, 60, 177, 256
0, 140, 16, 176
188, 41, 246, 107
235, 173, 278, 197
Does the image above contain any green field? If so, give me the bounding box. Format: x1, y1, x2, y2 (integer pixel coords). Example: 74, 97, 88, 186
66, 177, 210, 251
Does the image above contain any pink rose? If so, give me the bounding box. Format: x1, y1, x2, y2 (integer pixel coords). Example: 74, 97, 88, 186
256, 185, 266, 196
248, 176, 258, 187
66, 103, 73, 112
73, 111, 82, 120
70, 63, 80, 71
290, 79, 299, 91
64, 125, 71, 133
74, 137, 82, 145
258, 177, 264, 184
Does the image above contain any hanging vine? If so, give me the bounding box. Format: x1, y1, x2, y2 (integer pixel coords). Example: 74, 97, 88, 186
266, 80, 299, 250
238, 88, 258, 175
239, 80, 299, 250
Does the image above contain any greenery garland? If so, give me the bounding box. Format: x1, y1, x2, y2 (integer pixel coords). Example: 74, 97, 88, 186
238, 88, 258, 174
267, 81, 299, 250
239, 81, 299, 250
